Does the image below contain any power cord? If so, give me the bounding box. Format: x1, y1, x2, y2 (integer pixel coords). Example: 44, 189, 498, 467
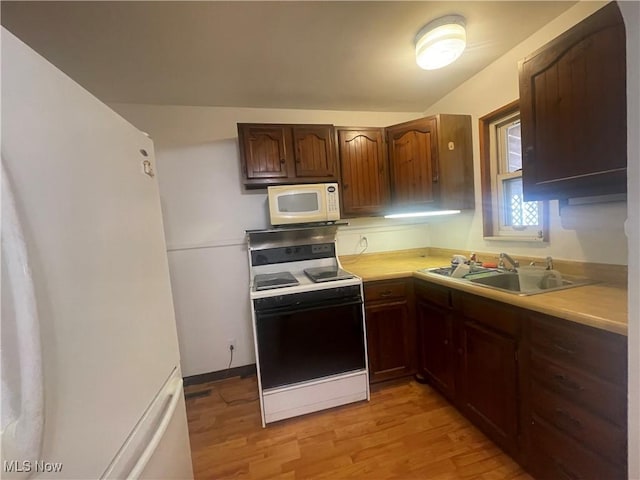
216, 344, 258, 406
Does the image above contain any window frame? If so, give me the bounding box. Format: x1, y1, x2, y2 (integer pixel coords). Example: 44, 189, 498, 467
479, 101, 549, 242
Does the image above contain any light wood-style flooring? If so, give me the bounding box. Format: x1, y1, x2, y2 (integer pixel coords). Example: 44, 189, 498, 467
185, 375, 532, 479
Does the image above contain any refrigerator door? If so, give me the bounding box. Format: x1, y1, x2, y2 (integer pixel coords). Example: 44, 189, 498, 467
1, 28, 191, 478
102, 368, 193, 479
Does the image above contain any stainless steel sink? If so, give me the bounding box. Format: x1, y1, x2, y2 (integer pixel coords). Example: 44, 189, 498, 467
420, 266, 595, 296
469, 272, 595, 296
421, 266, 502, 279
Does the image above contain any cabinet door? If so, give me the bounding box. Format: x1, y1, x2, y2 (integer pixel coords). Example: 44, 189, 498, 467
387, 117, 439, 208
238, 125, 291, 179
416, 299, 455, 400
365, 300, 414, 383
338, 128, 390, 217
519, 2, 626, 200
460, 320, 519, 454
292, 125, 337, 178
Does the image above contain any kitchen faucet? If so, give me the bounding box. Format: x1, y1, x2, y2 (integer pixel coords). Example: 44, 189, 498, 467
498, 253, 520, 272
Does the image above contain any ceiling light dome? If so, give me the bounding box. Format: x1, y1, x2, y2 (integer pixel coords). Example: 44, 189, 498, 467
415, 15, 466, 70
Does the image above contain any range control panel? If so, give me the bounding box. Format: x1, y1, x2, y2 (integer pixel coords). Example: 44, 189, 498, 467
251, 242, 335, 266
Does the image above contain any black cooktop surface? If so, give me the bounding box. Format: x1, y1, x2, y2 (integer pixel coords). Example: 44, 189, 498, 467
304, 266, 354, 283
254, 272, 299, 291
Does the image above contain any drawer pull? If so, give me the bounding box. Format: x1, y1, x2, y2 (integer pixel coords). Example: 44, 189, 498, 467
552, 339, 577, 355
380, 290, 393, 297
552, 374, 585, 392
554, 408, 583, 431
552, 456, 581, 480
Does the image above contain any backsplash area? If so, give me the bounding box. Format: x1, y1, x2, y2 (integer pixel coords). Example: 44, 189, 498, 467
336, 217, 431, 256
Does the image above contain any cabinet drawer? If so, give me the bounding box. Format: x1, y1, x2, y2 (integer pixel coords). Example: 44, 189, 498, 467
530, 313, 627, 384
530, 353, 626, 426
529, 416, 625, 480
455, 292, 520, 336
364, 279, 407, 302
531, 382, 626, 465
414, 280, 450, 309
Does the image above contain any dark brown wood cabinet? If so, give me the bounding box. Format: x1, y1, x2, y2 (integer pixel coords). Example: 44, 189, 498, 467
413, 280, 522, 458
524, 311, 627, 479
415, 281, 456, 400
412, 277, 628, 477
519, 2, 626, 201
238, 123, 338, 187
386, 114, 474, 211
386, 117, 439, 210
363, 279, 415, 383
455, 292, 522, 457
337, 128, 390, 217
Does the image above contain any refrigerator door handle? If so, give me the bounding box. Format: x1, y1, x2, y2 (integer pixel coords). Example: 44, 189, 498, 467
126, 377, 184, 479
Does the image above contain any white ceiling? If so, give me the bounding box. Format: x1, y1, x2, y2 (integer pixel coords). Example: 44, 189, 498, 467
1, 1, 577, 112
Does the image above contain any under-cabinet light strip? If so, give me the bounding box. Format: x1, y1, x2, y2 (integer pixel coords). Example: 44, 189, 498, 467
384, 210, 461, 219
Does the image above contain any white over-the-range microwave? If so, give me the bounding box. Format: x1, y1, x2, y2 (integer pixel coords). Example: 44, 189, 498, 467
267, 183, 340, 226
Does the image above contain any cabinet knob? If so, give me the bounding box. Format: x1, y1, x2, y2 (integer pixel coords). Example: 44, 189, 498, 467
554, 408, 582, 431
552, 373, 584, 392
280, 158, 286, 164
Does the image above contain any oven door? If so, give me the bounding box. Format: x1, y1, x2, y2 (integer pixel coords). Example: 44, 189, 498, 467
254, 288, 365, 390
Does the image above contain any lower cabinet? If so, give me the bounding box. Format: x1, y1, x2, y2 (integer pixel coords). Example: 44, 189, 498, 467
456, 292, 522, 457
524, 312, 627, 479
364, 279, 415, 383
415, 281, 456, 400
459, 319, 519, 454
413, 277, 628, 479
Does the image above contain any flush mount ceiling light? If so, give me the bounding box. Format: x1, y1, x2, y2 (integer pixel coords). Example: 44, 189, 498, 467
415, 15, 466, 70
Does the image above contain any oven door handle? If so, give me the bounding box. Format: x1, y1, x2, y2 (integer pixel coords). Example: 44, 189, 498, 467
254, 297, 362, 316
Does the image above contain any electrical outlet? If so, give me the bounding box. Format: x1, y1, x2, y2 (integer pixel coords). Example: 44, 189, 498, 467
227, 338, 236, 351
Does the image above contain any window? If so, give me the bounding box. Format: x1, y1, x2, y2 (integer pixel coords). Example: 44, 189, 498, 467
479, 101, 548, 241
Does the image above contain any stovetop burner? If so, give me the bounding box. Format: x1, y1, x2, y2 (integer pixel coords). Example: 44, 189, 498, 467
254, 272, 299, 291
304, 266, 355, 283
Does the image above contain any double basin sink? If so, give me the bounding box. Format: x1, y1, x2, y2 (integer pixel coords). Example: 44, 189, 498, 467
421, 265, 595, 296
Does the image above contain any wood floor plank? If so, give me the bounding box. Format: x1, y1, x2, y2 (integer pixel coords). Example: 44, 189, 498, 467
185, 375, 532, 479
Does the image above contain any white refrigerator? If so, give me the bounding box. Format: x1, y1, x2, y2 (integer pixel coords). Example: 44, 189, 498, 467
1, 28, 194, 479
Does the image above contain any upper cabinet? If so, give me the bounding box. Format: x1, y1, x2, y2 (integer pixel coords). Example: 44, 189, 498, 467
336, 115, 474, 217
387, 114, 474, 212
239, 115, 473, 215
519, 2, 626, 201
238, 123, 338, 188
337, 128, 390, 217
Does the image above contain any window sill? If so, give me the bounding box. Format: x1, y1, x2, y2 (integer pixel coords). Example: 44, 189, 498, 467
483, 236, 547, 243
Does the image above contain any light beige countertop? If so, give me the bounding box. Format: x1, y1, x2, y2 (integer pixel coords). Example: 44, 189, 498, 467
340, 248, 628, 336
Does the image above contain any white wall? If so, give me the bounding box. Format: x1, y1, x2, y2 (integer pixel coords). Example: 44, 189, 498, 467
619, 1, 640, 477
423, 1, 628, 265
110, 104, 429, 376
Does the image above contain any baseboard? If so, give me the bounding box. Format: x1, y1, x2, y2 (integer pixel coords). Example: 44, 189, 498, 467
183, 364, 257, 387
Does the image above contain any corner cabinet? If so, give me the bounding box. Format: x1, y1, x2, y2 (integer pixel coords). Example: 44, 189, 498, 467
519, 2, 626, 201
337, 128, 390, 217
363, 279, 416, 383
386, 114, 474, 211
238, 123, 338, 188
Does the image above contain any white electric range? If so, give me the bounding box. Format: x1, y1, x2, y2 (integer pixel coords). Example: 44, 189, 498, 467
246, 225, 370, 426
